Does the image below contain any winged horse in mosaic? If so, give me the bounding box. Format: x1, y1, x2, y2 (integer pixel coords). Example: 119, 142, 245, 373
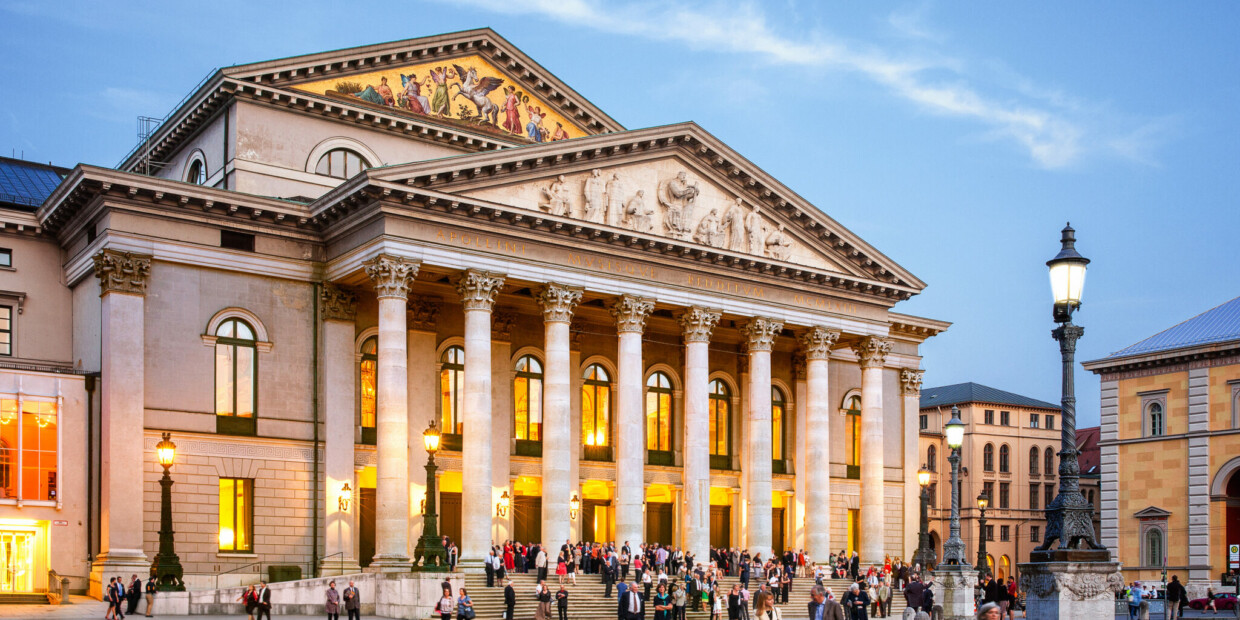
451, 64, 504, 125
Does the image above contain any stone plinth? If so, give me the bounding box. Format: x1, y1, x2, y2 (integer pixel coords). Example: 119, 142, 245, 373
930, 566, 977, 620
1018, 561, 1123, 620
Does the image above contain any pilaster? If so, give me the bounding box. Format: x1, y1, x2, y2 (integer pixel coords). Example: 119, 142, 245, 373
900, 368, 924, 562
320, 283, 362, 575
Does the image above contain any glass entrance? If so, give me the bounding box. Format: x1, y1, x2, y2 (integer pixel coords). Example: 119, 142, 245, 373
0, 530, 34, 592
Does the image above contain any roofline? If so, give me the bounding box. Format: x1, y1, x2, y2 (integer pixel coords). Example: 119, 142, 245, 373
889, 312, 951, 342
1082, 337, 1240, 373
0, 155, 72, 176
917, 400, 1061, 413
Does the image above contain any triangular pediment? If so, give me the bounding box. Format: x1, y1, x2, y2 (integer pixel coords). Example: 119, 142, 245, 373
361, 123, 924, 294
1133, 506, 1171, 519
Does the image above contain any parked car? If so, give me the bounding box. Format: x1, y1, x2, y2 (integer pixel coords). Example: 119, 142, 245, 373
1189, 593, 1239, 611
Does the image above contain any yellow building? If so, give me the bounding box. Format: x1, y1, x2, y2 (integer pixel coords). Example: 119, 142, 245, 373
1083, 294, 1240, 597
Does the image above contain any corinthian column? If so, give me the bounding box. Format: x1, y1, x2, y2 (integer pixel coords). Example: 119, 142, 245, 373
321, 284, 361, 575
453, 269, 506, 568
854, 336, 892, 564
900, 369, 924, 561
742, 317, 784, 561
799, 326, 840, 561
608, 295, 655, 548
364, 255, 419, 571
536, 283, 583, 549
89, 250, 152, 599
678, 306, 722, 565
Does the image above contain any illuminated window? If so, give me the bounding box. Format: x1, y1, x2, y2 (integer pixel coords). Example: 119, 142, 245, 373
514, 355, 544, 441
708, 379, 730, 456
359, 336, 377, 444
927, 445, 937, 472
845, 395, 861, 477
315, 148, 368, 179
581, 364, 610, 448
771, 387, 786, 461
0, 399, 57, 501
0, 306, 11, 356
999, 444, 1010, 473
983, 443, 994, 472
440, 346, 464, 435
645, 372, 673, 452
218, 478, 252, 553
215, 318, 257, 434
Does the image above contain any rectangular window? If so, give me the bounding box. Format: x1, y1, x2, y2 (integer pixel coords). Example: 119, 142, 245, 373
1000, 411, 1010, 426
928, 483, 937, 509
0, 249, 11, 268
0, 306, 11, 356
1030, 526, 1040, 542
0, 398, 58, 501
984, 481, 995, 505
1000, 525, 1010, 542
1045, 484, 1054, 509
846, 509, 859, 554
220, 230, 255, 252
1046, 415, 1055, 430
1030, 414, 1040, 429
999, 482, 1010, 509
984, 409, 994, 425
218, 478, 253, 552
919, 414, 927, 431
985, 525, 994, 541
1030, 483, 1039, 510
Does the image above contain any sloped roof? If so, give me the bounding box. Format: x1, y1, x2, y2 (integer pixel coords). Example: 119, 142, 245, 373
0, 156, 68, 210
1077, 426, 1100, 475
1104, 295, 1240, 359
920, 382, 1059, 410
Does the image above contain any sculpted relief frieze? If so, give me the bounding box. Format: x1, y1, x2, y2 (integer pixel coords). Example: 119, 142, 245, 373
461, 159, 845, 272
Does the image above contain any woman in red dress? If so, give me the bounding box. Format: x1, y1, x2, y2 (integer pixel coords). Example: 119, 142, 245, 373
504, 545, 515, 572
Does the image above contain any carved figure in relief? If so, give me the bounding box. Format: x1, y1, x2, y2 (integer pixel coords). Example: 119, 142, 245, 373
694, 207, 726, 248
582, 169, 607, 223
765, 224, 793, 261
623, 190, 653, 232
723, 197, 746, 251
540, 175, 572, 216
744, 206, 766, 254
604, 173, 625, 227
658, 171, 701, 239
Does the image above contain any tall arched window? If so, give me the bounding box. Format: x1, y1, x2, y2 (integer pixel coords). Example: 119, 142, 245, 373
1144, 529, 1164, 567
999, 444, 1010, 473
1148, 402, 1165, 437
645, 372, 674, 459
1030, 447, 1040, 475
514, 355, 544, 442
927, 444, 937, 473
315, 148, 369, 179
983, 443, 995, 472
582, 364, 610, 454
359, 336, 377, 445
215, 318, 257, 435
708, 379, 731, 459
1044, 447, 1055, 478
772, 387, 787, 462
845, 394, 862, 479
440, 346, 465, 438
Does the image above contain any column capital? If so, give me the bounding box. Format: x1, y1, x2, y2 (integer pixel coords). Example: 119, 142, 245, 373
741, 317, 784, 353
452, 269, 506, 311
677, 306, 722, 343
535, 282, 584, 323
798, 326, 841, 361
792, 352, 807, 381
93, 249, 152, 296
407, 296, 442, 332
608, 294, 655, 334
491, 311, 517, 342
854, 336, 893, 369
900, 369, 925, 396
363, 255, 419, 300
320, 283, 358, 321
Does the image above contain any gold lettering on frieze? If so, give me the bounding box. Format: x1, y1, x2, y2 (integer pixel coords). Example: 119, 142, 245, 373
687, 275, 765, 299
568, 253, 658, 278
792, 294, 858, 315
435, 229, 527, 256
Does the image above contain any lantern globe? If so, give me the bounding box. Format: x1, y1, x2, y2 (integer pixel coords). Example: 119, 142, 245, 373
977, 491, 989, 511
1047, 223, 1090, 308
423, 420, 441, 454
917, 466, 931, 488
156, 433, 176, 468
945, 407, 965, 450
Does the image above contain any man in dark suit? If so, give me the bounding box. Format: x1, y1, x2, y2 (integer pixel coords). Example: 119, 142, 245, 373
903, 574, 925, 613
125, 575, 141, 615
486, 549, 496, 587
740, 560, 750, 589
503, 579, 516, 620
603, 555, 615, 598
849, 553, 860, 581
619, 585, 644, 620
255, 581, 272, 620
808, 585, 844, 620
343, 580, 361, 620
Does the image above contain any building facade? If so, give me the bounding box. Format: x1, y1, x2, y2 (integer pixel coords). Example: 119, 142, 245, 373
4, 30, 950, 597
918, 382, 1064, 582
1084, 294, 1240, 596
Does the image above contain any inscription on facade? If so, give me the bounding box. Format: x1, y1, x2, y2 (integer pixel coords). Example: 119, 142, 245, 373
436, 229, 527, 255
792, 294, 858, 315
687, 275, 765, 299
568, 253, 657, 278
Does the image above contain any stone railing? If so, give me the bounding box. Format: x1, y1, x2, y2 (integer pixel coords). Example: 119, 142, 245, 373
47, 569, 70, 604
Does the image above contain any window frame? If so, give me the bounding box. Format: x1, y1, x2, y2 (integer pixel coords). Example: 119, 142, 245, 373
999, 444, 1010, 473
999, 481, 1010, 509
983, 443, 995, 472
844, 395, 862, 479
439, 346, 465, 447
1030, 413, 1040, 429
0, 305, 11, 357
984, 409, 994, 425
645, 371, 675, 460
358, 336, 377, 445
1044, 447, 1055, 479
315, 148, 369, 179
581, 363, 612, 460
1000, 525, 1010, 542
708, 379, 732, 465
1044, 483, 1054, 509
1030, 483, 1039, 510
1029, 446, 1040, 476
927, 444, 937, 473
513, 354, 545, 444
0, 248, 11, 268
214, 318, 258, 436
1030, 525, 1040, 542
218, 477, 254, 553
1142, 526, 1165, 568
771, 386, 787, 463
1045, 415, 1055, 430
1230, 380, 1240, 429
1000, 410, 1010, 426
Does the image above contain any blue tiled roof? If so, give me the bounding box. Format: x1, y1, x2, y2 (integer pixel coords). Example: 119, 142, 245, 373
1106, 294, 1240, 358
920, 382, 1059, 410
0, 157, 68, 209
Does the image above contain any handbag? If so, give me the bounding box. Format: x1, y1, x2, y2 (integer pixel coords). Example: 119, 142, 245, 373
462, 607, 476, 619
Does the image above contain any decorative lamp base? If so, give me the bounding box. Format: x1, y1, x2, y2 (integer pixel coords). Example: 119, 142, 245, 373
1018, 560, 1123, 620
930, 565, 978, 620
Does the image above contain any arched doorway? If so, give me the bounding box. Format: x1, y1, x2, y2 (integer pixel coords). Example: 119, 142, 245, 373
1227, 470, 1240, 575
928, 531, 941, 570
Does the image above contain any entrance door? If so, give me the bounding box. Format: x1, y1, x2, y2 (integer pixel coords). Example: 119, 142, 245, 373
440, 492, 463, 546
0, 530, 33, 592
645, 502, 673, 547
582, 499, 612, 543
359, 489, 375, 568
771, 507, 785, 556
514, 496, 542, 544
710, 506, 731, 549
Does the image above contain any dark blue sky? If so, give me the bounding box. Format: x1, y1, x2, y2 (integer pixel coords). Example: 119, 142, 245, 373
4, 1, 1238, 427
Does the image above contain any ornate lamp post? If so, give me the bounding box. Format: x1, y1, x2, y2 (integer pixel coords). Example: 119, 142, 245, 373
932, 407, 977, 620
413, 419, 449, 572
975, 491, 990, 575
569, 494, 581, 521
151, 433, 185, 591
914, 464, 934, 570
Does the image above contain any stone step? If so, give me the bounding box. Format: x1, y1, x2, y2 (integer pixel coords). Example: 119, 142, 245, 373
0, 592, 51, 604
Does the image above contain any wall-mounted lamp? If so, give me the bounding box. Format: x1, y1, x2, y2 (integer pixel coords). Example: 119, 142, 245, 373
497, 490, 510, 518
569, 494, 581, 520
339, 482, 352, 512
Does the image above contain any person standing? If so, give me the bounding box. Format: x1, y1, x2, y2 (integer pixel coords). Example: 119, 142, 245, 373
104, 577, 119, 620
901, 575, 924, 620
555, 584, 569, 620
255, 582, 272, 620
672, 582, 687, 620
325, 581, 340, 620
843, 583, 869, 620
652, 583, 672, 620
1166, 575, 1186, 620
808, 585, 844, 620
458, 587, 474, 620
620, 583, 644, 620
126, 574, 142, 615
503, 579, 516, 620
537, 547, 549, 583
343, 581, 361, 620
435, 587, 453, 620
604, 556, 616, 598
486, 549, 497, 588
874, 579, 890, 618
143, 576, 156, 618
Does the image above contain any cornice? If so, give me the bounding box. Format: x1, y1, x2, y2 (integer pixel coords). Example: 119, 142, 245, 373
888, 312, 951, 342
1082, 341, 1240, 376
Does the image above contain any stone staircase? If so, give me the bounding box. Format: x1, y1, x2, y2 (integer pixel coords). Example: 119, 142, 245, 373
0, 592, 52, 605
436, 571, 907, 619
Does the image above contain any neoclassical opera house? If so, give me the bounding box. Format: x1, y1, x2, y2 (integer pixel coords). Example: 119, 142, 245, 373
4, 29, 949, 596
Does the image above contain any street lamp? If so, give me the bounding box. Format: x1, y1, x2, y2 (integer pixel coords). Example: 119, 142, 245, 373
339, 483, 352, 513
497, 490, 510, 518
151, 433, 185, 591
976, 491, 990, 575
570, 494, 581, 520
413, 419, 449, 572
940, 408, 967, 566
914, 464, 934, 570
1034, 224, 1108, 559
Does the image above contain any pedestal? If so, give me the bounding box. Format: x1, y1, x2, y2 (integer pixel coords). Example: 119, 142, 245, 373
930, 566, 978, 620
1017, 560, 1123, 620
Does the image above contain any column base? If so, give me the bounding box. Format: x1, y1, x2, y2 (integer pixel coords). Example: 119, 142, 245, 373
929, 566, 978, 620
319, 557, 364, 577
1017, 560, 1123, 620
369, 555, 411, 573
90, 550, 150, 600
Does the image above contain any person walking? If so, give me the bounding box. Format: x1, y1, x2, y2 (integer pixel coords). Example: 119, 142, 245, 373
458, 587, 475, 620
901, 575, 924, 620
143, 576, 156, 617
325, 581, 341, 620
238, 584, 258, 620
1166, 575, 1187, 620
503, 579, 516, 620
255, 582, 273, 620
343, 581, 361, 620
555, 584, 569, 620
843, 583, 869, 620
104, 577, 119, 620
435, 587, 453, 620
808, 585, 844, 620
1126, 582, 1146, 620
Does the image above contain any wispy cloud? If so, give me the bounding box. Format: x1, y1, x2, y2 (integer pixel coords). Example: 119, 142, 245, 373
452, 0, 1168, 169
